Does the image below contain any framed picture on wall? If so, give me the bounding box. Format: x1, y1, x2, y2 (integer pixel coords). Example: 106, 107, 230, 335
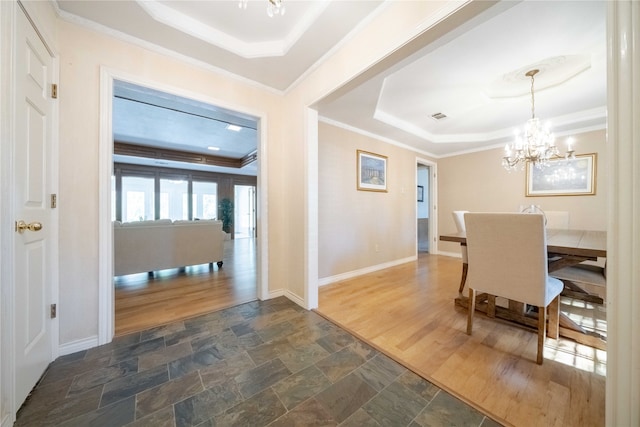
417, 185, 424, 202
357, 150, 387, 192
525, 153, 597, 197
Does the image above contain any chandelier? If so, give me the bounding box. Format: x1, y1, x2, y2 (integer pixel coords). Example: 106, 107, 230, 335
238, 0, 285, 17
502, 69, 575, 171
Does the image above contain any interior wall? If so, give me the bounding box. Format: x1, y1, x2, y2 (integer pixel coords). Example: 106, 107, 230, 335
57, 20, 284, 345
318, 122, 420, 279
438, 129, 607, 255
282, 1, 474, 300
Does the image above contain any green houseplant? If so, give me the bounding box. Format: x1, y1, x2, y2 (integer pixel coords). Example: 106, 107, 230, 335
219, 198, 234, 234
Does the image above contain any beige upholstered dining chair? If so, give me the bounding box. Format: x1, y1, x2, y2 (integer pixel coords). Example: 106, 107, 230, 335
464, 213, 564, 365
452, 210, 469, 294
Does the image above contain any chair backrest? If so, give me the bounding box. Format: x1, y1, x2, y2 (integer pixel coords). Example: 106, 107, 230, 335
464, 213, 550, 307
452, 210, 468, 233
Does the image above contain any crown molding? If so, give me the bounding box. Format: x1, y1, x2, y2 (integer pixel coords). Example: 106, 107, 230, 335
136, 0, 329, 59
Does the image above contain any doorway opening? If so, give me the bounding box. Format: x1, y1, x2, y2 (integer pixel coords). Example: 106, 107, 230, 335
417, 163, 432, 253
234, 185, 256, 239
100, 73, 268, 341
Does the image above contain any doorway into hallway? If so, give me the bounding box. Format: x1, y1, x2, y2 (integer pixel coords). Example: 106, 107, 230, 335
234, 184, 256, 239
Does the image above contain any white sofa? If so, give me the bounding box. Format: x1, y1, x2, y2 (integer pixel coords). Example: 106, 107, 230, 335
113, 219, 225, 276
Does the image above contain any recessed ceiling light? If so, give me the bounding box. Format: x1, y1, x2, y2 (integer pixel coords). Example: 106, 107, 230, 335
226, 124, 242, 132
207, 146, 221, 151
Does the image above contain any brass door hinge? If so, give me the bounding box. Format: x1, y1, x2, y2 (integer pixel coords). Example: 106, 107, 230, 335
51, 194, 57, 209
51, 84, 58, 99
50, 303, 57, 319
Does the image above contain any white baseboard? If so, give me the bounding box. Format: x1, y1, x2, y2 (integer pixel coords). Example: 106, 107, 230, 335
318, 256, 416, 287
438, 251, 461, 259
284, 290, 306, 308
267, 289, 285, 299
58, 335, 99, 357
267, 288, 308, 310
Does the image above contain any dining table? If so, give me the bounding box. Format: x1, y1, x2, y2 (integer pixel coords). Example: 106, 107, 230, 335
440, 228, 607, 350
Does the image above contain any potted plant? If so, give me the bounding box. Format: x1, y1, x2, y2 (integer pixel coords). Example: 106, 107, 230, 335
219, 198, 233, 239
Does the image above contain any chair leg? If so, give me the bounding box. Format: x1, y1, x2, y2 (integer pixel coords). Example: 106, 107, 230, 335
547, 296, 560, 339
537, 305, 547, 365
458, 263, 468, 294
467, 288, 476, 335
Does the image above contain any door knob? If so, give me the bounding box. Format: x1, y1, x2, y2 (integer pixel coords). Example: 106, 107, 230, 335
15, 220, 43, 234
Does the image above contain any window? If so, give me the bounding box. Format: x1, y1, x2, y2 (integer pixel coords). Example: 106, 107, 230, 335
122, 176, 155, 222
159, 178, 189, 221
193, 181, 218, 219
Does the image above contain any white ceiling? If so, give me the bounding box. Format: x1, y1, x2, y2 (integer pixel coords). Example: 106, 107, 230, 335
55, 0, 607, 167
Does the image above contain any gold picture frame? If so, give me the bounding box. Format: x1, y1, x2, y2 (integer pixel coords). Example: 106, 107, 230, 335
525, 153, 597, 197
357, 150, 387, 192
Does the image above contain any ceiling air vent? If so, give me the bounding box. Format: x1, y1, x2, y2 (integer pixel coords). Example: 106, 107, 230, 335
431, 112, 447, 120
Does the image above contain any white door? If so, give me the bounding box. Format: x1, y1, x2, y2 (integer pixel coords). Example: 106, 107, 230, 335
13, 7, 55, 408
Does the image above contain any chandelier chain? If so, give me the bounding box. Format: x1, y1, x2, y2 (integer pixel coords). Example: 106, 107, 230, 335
530, 72, 535, 119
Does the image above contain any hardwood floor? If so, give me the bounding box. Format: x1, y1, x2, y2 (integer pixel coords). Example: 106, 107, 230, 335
317, 253, 606, 427
114, 237, 257, 336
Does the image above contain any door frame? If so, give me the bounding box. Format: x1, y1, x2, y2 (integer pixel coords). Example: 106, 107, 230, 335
97, 68, 269, 344
416, 157, 438, 255
0, 1, 60, 422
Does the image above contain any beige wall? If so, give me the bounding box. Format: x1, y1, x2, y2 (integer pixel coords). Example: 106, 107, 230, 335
318, 122, 420, 279
57, 21, 285, 343
437, 129, 607, 256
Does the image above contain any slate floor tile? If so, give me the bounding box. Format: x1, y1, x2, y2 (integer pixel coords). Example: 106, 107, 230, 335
340, 408, 381, 427
235, 358, 292, 398
354, 353, 407, 392
272, 365, 332, 410
109, 337, 166, 364
164, 323, 213, 347
168, 347, 225, 380
174, 379, 243, 427
257, 320, 295, 342
481, 416, 505, 427
15, 376, 74, 421
15, 386, 103, 427
397, 370, 441, 403
246, 338, 294, 366
315, 328, 356, 353
100, 364, 169, 407
363, 380, 428, 426
199, 352, 256, 389
214, 387, 287, 426
277, 342, 330, 373
268, 397, 337, 427
68, 358, 138, 396
128, 405, 175, 427
137, 341, 193, 371
315, 372, 378, 423
315, 346, 367, 383
39, 354, 112, 386
414, 390, 485, 427
57, 395, 135, 427
135, 370, 203, 419
140, 321, 186, 342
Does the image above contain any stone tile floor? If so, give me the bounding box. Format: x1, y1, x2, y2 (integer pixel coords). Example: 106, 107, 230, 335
16, 297, 503, 426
